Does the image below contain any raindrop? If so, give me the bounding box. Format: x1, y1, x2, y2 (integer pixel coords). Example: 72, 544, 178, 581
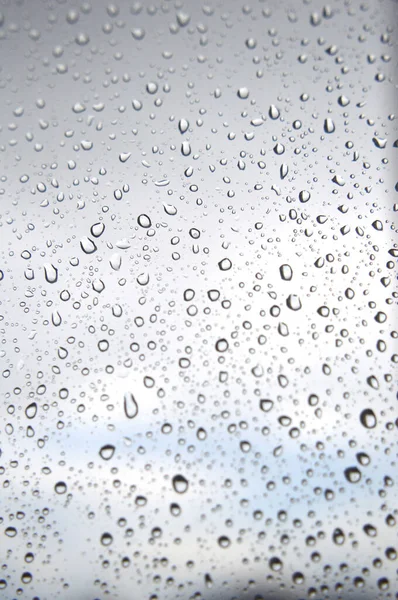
100, 532, 113, 546
237, 87, 249, 99
269, 557, 283, 571
178, 118, 189, 134
359, 409, 377, 429
218, 258, 232, 271
99, 445, 115, 460
215, 338, 229, 352
344, 467, 362, 484
218, 535, 231, 548
138, 214, 151, 228
54, 481, 67, 494
25, 402, 37, 419
269, 105, 280, 119
286, 294, 302, 311
90, 222, 105, 237
44, 263, 58, 283
279, 264, 293, 281
324, 118, 335, 133
124, 393, 139, 419
260, 399, 273, 412
172, 474, 189, 494
80, 237, 97, 254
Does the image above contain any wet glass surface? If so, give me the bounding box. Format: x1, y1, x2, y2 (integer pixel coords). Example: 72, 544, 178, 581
0, 1, 397, 599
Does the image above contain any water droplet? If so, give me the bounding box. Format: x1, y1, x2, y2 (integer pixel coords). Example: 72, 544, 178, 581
176, 11, 190, 27
237, 87, 249, 99
100, 532, 113, 546
215, 338, 229, 352
44, 263, 58, 284
269, 557, 283, 571
163, 203, 177, 216
137, 272, 150, 286
279, 264, 293, 281
138, 214, 151, 228
25, 402, 37, 419
218, 258, 232, 271
344, 466, 362, 484
90, 222, 105, 237
218, 535, 231, 548
170, 503, 181, 516
359, 409, 377, 429
80, 236, 97, 254
324, 118, 335, 133
363, 523, 377, 537
332, 528, 345, 545
54, 481, 67, 494
119, 152, 131, 163
299, 190, 311, 203
260, 399, 273, 412
286, 294, 302, 311
124, 392, 138, 419
178, 118, 189, 134
131, 27, 145, 40
99, 444, 115, 460
172, 474, 189, 494
269, 104, 280, 119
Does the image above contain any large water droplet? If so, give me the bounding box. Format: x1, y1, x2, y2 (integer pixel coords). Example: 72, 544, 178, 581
138, 214, 151, 228
178, 118, 189, 134
344, 466, 362, 484
218, 258, 232, 271
99, 444, 115, 460
279, 264, 293, 281
172, 474, 189, 494
359, 408, 377, 429
44, 263, 58, 283
124, 392, 138, 419
80, 236, 97, 254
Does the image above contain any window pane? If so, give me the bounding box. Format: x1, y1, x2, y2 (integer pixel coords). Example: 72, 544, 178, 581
0, 1, 397, 599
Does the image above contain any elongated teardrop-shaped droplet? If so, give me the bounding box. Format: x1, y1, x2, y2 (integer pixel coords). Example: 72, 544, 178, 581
178, 118, 189, 134
44, 263, 58, 283
280, 163, 289, 179
181, 141, 191, 156
269, 104, 280, 119
163, 203, 177, 215
25, 402, 37, 419
132, 99, 142, 111
110, 253, 122, 271
324, 118, 335, 133
124, 392, 138, 419
80, 236, 97, 254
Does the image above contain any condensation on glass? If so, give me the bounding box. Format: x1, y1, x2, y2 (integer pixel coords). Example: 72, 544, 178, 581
0, 0, 397, 599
